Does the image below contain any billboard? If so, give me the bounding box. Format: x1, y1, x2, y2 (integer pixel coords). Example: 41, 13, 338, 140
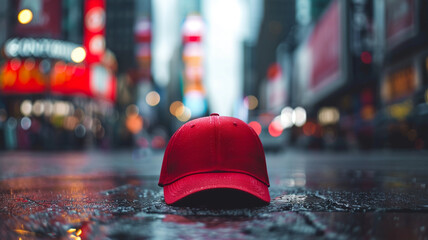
296, 0, 344, 106
308, 0, 340, 93
385, 0, 416, 48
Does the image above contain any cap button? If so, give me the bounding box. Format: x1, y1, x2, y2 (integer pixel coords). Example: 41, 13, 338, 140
210, 113, 219, 116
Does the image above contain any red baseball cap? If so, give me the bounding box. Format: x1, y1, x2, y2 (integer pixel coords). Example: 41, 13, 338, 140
158, 113, 270, 205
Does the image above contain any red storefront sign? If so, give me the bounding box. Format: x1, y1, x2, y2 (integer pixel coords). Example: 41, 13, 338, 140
308, 0, 340, 93
50, 62, 92, 97
51, 63, 116, 102
0, 59, 116, 102
0, 59, 46, 94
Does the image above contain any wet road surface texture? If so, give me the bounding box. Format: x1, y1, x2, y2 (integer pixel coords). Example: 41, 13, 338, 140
0, 149, 428, 239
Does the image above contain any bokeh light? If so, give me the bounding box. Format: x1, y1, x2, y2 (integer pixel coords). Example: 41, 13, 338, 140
146, 91, 160, 106
63, 116, 79, 131
361, 51, 372, 64
169, 101, 185, 116
125, 104, 143, 134
268, 117, 283, 137
177, 107, 192, 122
18, 9, 33, 24
126, 104, 139, 116
74, 124, 86, 138
44, 101, 54, 117
32, 100, 44, 116
10, 58, 21, 71
71, 47, 87, 63
24, 58, 35, 70
303, 122, 317, 136
53, 101, 71, 116
318, 107, 340, 125
20, 100, 32, 116
244, 95, 258, 110
292, 107, 307, 127
248, 121, 262, 136
280, 107, 293, 129
21, 117, 32, 130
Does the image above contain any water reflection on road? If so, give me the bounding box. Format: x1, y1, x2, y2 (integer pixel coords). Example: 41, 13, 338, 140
0, 150, 427, 239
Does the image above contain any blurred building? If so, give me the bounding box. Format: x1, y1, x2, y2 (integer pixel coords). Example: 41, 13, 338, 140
105, 0, 135, 74
107, 0, 165, 149
266, 0, 428, 151
155, 0, 207, 134
239, 0, 295, 150
242, 0, 378, 150
254, 0, 296, 111
289, 0, 377, 150
374, 0, 428, 149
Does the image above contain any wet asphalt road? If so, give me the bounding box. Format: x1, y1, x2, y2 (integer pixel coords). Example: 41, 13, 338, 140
0, 149, 428, 239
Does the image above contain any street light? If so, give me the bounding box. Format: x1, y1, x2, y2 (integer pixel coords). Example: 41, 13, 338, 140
18, 9, 33, 24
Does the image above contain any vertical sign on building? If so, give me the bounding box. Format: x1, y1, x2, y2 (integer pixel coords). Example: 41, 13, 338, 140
135, 17, 152, 80
84, 0, 106, 64
182, 14, 207, 118
83, 0, 115, 102
266, 63, 285, 112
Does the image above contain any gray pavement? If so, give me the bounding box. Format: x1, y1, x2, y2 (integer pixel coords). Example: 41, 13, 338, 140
0, 149, 427, 239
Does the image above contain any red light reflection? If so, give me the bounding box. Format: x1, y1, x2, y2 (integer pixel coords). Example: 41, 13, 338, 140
303, 122, 316, 136
248, 121, 262, 136
361, 51, 372, 64
268, 121, 282, 137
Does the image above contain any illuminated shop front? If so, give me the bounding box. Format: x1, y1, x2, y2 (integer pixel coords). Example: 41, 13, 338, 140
0, 41, 117, 150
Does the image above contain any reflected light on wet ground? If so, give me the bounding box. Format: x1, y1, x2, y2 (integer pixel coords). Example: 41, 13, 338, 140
0, 150, 428, 239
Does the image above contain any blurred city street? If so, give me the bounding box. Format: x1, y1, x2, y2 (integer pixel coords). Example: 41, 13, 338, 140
1, 149, 427, 239
1, 0, 428, 239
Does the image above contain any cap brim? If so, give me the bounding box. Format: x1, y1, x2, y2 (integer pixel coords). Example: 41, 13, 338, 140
163, 172, 270, 205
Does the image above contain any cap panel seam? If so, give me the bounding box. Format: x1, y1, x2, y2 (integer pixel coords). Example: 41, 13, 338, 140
246, 121, 270, 185
210, 116, 216, 168
162, 170, 270, 187
158, 123, 185, 186
214, 115, 220, 166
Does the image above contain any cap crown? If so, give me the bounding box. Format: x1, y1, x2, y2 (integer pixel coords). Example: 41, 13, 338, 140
159, 115, 269, 186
